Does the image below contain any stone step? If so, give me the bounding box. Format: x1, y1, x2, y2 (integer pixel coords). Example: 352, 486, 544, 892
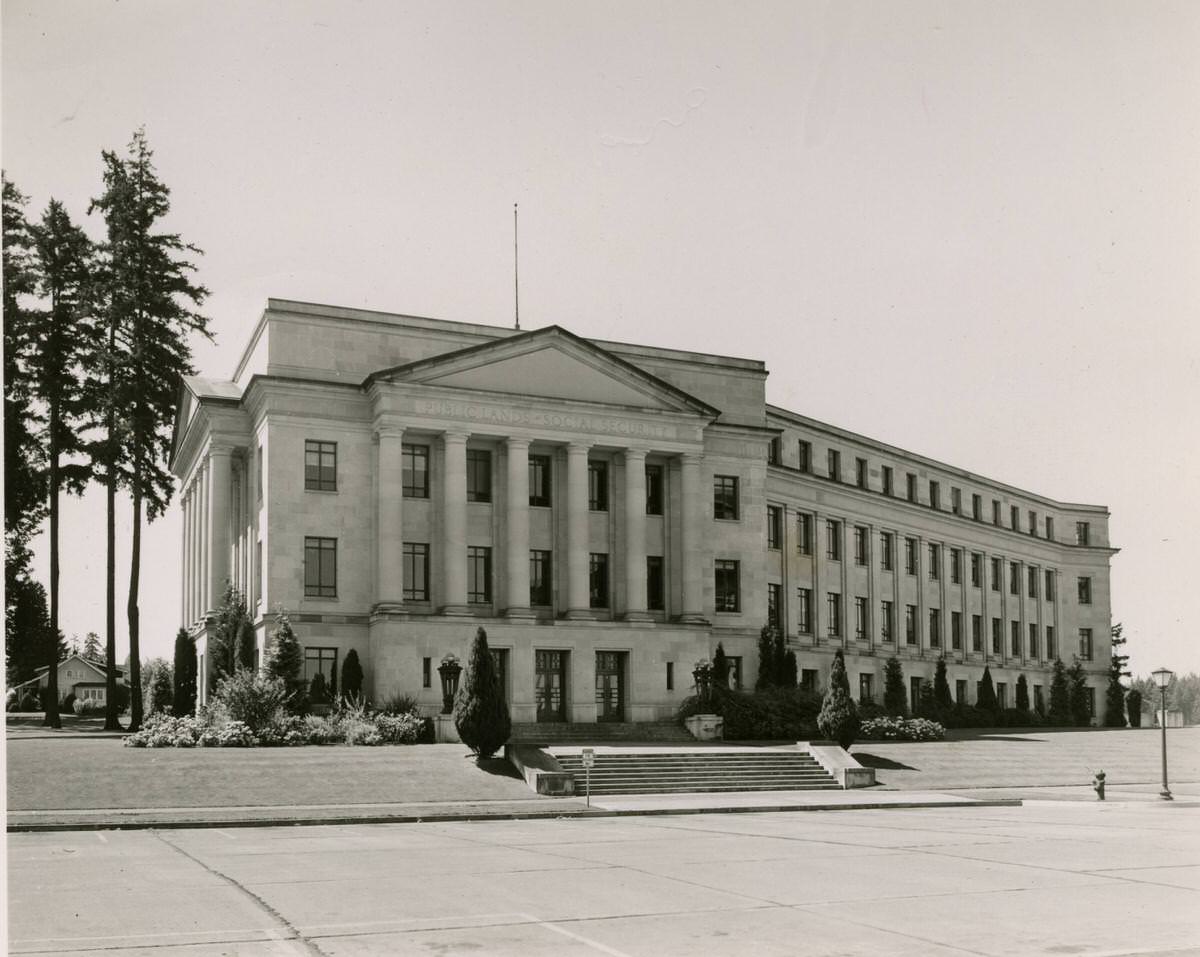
573, 780, 840, 795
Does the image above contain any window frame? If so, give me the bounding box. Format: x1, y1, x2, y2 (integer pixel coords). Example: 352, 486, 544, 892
826, 592, 842, 637
588, 460, 609, 511
645, 464, 664, 515
797, 587, 813, 634
304, 439, 337, 492
530, 549, 553, 606
713, 474, 739, 521
303, 536, 337, 598
529, 454, 552, 507
826, 519, 842, 561
467, 546, 493, 604
402, 444, 430, 498
714, 559, 741, 613
466, 449, 492, 503
646, 555, 664, 611
767, 505, 782, 549
589, 552, 610, 608
403, 542, 430, 602
1077, 576, 1092, 605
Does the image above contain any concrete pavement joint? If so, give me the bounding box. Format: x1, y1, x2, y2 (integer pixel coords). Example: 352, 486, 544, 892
151, 829, 328, 957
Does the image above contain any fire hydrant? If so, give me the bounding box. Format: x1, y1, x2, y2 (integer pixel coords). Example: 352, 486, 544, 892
1093, 770, 1106, 801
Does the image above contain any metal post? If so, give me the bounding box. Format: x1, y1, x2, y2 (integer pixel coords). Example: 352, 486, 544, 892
1160, 688, 1173, 801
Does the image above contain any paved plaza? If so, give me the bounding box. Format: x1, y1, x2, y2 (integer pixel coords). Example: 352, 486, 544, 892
9, 800, 1199, 957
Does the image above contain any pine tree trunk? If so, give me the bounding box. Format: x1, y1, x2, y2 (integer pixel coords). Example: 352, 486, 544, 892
103, 458, 120, 729
43, 396, 62, 729
127, 442, 144, 732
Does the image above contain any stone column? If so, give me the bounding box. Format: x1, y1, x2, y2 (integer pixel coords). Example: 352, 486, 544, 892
505, 437, 533, 617
191, 480, 200, 622
207, 447, 233, 613
441, 431, 470, 614
623, 448, 650, 620
181, 489, 190, 626
198, 462, 209, 617
678, 452, 706, 623
565, 442, 592, 618
375, 427, 404, 611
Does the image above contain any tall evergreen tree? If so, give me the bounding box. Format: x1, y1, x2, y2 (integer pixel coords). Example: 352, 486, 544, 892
1067, 657, 1091, 726
341, 649, 364, 699
209, 583, 248, 681
1047, 658, 1071, 726
454, 627, 511, 758
83, 632, 102, 662
712, 642, 730, 689
235, 618, 256, 672
976, 665, 998, 714
1015, 674, 1030, 712
172, 627, 197, 716
933, 655, 954, 714
883, 656, 907, 716
780, 649, 798, 689
265, 611, 303, 695
89, 129, 209, 732
817, 649, 859, 749
2, 175, 50, 691
1103, 622, 1130, 727
28, 199, 97, 728
755, 626, 775, 690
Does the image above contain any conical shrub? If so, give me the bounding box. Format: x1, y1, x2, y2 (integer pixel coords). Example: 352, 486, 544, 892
817, 649, 860, 749
454, 627, 511, 758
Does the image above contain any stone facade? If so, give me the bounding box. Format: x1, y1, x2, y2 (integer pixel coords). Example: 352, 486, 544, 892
170, 299, 1117, 722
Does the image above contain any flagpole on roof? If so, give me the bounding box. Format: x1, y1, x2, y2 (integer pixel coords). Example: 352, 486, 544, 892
513, 203, 520, 330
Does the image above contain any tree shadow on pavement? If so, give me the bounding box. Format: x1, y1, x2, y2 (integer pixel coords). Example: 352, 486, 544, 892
852, 753, 919, 771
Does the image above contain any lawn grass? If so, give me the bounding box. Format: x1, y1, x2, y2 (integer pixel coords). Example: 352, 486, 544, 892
6, 724, 540, 811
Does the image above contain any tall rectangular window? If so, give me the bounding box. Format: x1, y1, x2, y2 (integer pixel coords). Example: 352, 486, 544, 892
991, 556, 1002, 591
929, 608, 941, 648
768, 436, 781, 465
951, 487, 962, 515
905, 537, 917, 575
951, 610, 962, 650
303, 536, 337, 598
1010, 505, 1020, 531
826, 520, 842, 560
971, 614, 982, 652
1077, 576, 1092, 604
1028, 510, 1037, 536
797, 440, 812, 473
950, 548, 962, 584
859, 673, 874, 704
854, 596, 868, 640
588, 460, 608, 511
997, 683, 1008, 710
715, 560, 740, 612
971, 552, 982, 587
956, 679, 968, 705
1010, 620, 1021, 656
589, 553, 609, 608
767, 505, 782, 549
1027, 566, 1038, 598
797, 588, 813, 633
906, 473, 917, 503
827, 592, 842, 637
713, 475, 739, 520
991, 617, 1002, 655
403, 542, 429, 601
928, 543, 940, 580
1046, 516, 1055, 540
529, 454, 552, 507
1076, 521, 1090, 546
992, 500, 1001, 525
303, 646, 338, 692
402, 444, 430, 498
646, 556, 664, 611
854, 525, 868, 565
880, 532, 894, 571
645, 464, 663, 515
530, 550, 552, 606
768, 583, 782, 630
304, 440, 337, 491
1009, 561, 1020, 595
882, 466, 894, 496
468, 546, 492, 604
905, 604, 917, 645
1079, 628, 1093, 661
1045, 569, 1055, 600
880, 600, 894, 642
466, 449, 492, 503
422, 657, 432, 688
666, 661, 674, 691
1047, 625, 1057, 659
796, 513, 813, 555
827, 449, 841, 481
1029, 623, 1039, 658
256, 444, 264, 501
972, 493, 982, 520
929, 481, 940, 510
855, 457, 868, 488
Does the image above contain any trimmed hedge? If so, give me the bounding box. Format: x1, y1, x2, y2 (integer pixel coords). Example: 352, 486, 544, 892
678, 685, 824, 740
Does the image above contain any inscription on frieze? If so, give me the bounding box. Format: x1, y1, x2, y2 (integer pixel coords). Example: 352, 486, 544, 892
413, 398, 679, 441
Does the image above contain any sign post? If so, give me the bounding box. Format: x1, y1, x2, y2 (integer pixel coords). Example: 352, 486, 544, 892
581, 748, 595, 807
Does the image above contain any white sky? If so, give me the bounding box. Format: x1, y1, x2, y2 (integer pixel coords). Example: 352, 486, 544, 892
4, 0, 1198, 676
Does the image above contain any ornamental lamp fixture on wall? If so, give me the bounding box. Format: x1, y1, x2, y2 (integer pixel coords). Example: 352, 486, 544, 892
693, 658, 714, 708
1152, 666, 1174, 801
438, 653, 462, 715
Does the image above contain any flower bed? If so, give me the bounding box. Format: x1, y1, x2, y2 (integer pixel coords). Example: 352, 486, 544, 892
858, 716, 946, 742
124, 705, 428, 748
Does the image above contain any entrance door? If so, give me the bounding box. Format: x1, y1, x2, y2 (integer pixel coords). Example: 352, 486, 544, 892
535, 650, 567, 722
595, 651, 626, 722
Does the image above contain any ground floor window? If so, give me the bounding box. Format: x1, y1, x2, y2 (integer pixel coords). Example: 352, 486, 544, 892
997, 682, 1008, 709
910, 676, 922, 708
956, 679, 967, 704
724, 656, 743, 690
859, 673, 874, 704
715, 560, 740, 613
801, 669, 819, 694
304, 646, 338, 697
1034, 684, 1044, 713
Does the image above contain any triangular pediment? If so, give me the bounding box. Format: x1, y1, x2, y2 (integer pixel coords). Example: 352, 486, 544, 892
366, 327, 718, 416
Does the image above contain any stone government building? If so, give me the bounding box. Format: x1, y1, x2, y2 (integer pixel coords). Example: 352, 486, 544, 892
170, 299, 1116, 723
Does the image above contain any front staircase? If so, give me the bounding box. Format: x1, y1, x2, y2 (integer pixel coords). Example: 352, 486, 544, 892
509, 721, 692, 745
550, 747, 840, 795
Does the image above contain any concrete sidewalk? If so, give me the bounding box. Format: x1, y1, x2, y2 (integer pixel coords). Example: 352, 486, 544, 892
6, 787, 1022, 832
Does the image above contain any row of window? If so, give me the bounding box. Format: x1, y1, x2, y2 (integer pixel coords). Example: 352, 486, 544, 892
307, 536, 736, 613
773, 512, 1094, 604
767, 437, 1095, 545
789, 586, 1095, 660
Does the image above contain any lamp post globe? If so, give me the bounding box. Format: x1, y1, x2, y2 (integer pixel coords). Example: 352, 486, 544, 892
1152, 666, 1174, 801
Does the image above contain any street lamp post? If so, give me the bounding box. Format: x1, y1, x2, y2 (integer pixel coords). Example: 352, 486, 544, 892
1152, 666, 1174, 801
